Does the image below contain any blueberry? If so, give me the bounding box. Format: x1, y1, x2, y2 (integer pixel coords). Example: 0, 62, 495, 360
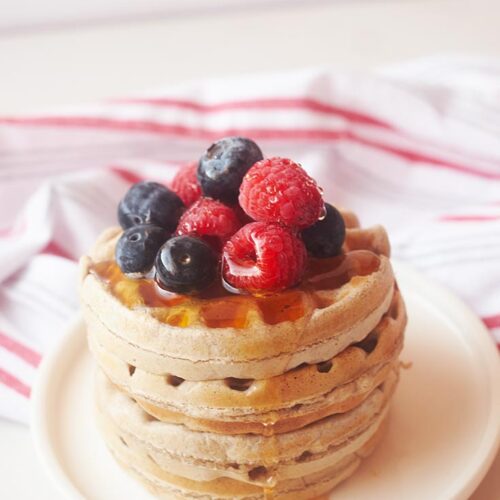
301, 203, 346, 258
115, 224, 169, 276
198, 137, 263, 204
118, 181, 184, 232
155, 236, 218, 294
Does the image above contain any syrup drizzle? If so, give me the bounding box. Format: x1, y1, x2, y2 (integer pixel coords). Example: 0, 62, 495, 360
260, 410, 279, 499
89, 250, 380, 329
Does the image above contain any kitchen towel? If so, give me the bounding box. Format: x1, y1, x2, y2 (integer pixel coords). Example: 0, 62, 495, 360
0, 56, 499, 424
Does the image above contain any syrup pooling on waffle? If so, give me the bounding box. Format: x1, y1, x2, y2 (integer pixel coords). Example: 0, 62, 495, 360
89, 247, 381, 329
81, 222, 395, 380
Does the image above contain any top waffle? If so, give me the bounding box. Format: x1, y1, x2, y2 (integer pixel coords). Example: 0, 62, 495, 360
80, 210, 395, 381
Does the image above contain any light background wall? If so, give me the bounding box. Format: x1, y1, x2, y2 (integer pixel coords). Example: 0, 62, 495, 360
1, 0, 500, 114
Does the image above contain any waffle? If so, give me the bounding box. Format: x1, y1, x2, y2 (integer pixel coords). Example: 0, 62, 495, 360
108, 443, 378, 500
88, 290, 405, 434
80, 213, 394, 381
80, 208, 405, 499
96, 369, 395, 492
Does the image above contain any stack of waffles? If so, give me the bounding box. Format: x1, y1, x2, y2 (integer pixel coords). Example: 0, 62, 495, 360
79, 209, 406, 499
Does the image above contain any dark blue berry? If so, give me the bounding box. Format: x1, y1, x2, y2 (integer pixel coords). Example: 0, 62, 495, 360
116, 224, 169, 276
301, 203, 346, 258
198, 137, 263, 204
118, 181, 184, 232
155, 236, 218, 294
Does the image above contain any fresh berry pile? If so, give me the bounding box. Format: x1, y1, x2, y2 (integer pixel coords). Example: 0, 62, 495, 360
115, 136, 346, 295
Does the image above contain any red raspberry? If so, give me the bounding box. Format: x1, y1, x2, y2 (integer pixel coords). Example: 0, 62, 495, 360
222, 222, 307, 292
170, 162, 202, 207
176, 198, 241, 249
239, 157, 324, 229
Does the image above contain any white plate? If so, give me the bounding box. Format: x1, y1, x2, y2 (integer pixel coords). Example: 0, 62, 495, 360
31, 262, 500, 500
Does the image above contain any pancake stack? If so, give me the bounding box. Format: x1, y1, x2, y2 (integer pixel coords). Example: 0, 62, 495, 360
80, 210, 406, 499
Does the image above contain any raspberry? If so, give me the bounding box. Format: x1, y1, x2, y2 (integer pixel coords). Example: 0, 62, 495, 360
170, 162, 202, 207
222, 222, 307, 292
239, 157, 324, 229
176, 198, 241, 249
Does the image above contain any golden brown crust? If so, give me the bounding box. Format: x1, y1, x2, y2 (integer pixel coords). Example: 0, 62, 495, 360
88, 291, 405, 434
345, 225, 391, 258
133, 362, 394, 435
99, 404, 388, 499
83, 283, 393, 381
110, 451, 362, 499
95, 368, 397, 469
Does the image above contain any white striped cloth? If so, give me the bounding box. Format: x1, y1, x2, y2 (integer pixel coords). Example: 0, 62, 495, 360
1, 57, 499, 424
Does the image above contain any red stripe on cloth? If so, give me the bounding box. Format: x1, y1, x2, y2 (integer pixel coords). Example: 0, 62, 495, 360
439, 214, 500, 222
110, 166, 145, 184
483, 315, 500, 329
41, 240, 75, 261
0, 368, 31, 398
351, 135, 500, 181
1, 117, 499, 180
115, 97, 393, 129
0, 332, 41, 368
0, 220, 26, 238
0, 226, 17, 237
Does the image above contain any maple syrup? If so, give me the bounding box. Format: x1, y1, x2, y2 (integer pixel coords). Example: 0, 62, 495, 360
260, 427, 279, 499
263, 483, 276, 499
89, 250, 380, 329
256, 291, 306, 326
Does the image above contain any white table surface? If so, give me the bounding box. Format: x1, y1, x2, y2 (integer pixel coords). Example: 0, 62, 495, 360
0, 0, 499, 498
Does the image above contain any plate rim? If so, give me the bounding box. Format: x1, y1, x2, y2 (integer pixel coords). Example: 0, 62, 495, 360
31, 314, 87, 500
31, 261, 500, 500
392, 263, 500, 500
